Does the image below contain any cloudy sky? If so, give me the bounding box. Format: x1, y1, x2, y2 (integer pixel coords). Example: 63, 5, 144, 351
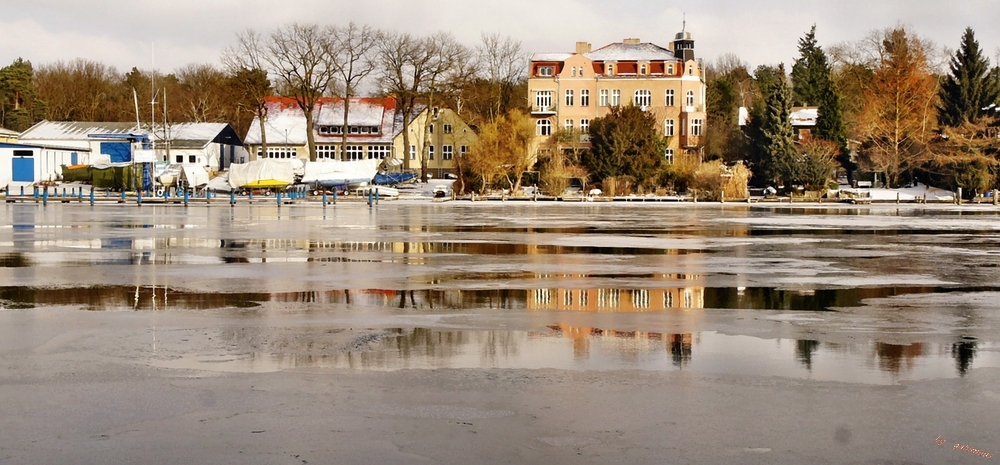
1, 0, 997, 75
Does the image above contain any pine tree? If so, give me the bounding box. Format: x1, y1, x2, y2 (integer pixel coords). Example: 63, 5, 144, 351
939, 27, 1000, 127
747, 64, 797, 187
791, 26, 849, 171
0, 58, 43, 131
790, 25, 827, 107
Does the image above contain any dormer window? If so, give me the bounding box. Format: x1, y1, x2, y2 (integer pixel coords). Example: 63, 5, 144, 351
538, 66, 554, 77
606, 64, 614, 75
640, 64, 647, 75
668, 64, 674, 75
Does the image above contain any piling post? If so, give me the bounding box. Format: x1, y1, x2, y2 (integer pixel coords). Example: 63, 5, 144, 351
333, 190, 337, 204
33, 187, 39, 200
375, 188, 380, 205
43, 188, 48, 205
137, 190, 142, 205
230, 191, 236, 206
322, 191, 328, 206
90, 189, 95, 205
994, 189, 998, 206
957, 187, 963, 205
183, 189, 189, 207
367, 190, 373, 207
277, 191, 282, 206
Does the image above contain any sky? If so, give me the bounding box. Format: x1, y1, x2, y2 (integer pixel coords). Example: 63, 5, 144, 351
1, 0, 998, 76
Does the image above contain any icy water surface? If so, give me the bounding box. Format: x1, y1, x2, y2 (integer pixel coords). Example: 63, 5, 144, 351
3, 201, 1000, 384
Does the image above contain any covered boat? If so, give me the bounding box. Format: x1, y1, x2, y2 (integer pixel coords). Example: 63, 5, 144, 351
300, 158, 379, 189
228, 159, 295, 189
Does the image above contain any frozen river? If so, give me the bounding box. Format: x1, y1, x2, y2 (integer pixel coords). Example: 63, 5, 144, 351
2, 200, 999, 463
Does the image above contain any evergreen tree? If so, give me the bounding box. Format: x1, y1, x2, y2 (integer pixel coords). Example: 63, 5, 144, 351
0, 58, 43, 131
791, 26, 850, 173
939, 27, 1000, 127
746, 64, 797, 187
790, 25, 827, 107
583, 105, 665, 187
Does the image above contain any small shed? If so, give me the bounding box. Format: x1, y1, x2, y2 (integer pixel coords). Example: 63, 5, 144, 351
0, 142, 85, 187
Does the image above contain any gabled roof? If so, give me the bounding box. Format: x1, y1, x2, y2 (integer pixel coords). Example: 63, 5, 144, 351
20, 121, 140, 140
244, 97, 398, 145
790, 107, 819, 127
585, 42, 677, 62
0, 127, 19, 138
154, 123, 243, 149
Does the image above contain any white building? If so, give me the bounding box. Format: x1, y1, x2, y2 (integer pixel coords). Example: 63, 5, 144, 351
0, 141, 84, 187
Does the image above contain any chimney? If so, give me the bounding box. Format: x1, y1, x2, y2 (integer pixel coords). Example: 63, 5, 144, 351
575, 42, 592, 54
623, 38, 641, 44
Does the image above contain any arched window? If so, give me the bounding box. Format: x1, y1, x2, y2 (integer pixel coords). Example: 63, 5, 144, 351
537, 119, 552, 136
686, 90, 695, 107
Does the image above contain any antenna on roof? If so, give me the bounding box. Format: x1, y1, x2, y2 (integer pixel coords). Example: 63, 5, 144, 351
682, 13, 686, 33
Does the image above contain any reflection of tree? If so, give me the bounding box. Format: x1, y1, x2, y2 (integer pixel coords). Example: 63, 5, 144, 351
875, 342, 923, 375
0, 253, 30, 267
952, 339, 976, 376
796, 339, 820, 370
669, 333, 693, 368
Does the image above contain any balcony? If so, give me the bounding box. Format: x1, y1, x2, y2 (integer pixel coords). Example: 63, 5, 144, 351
531, 105, 557, 116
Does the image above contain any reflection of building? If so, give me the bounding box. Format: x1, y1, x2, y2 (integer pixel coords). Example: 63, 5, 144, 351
548, 324, 694, 367
527, 274, 705, 312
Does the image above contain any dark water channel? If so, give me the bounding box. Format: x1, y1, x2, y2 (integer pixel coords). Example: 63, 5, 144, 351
3, 202, 1000, 384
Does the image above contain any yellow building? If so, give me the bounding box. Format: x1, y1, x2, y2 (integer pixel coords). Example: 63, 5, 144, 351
527, 30, 707, 164
392, 106, 478, 180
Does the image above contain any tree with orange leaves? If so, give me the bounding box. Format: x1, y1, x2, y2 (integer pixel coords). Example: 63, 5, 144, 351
856, 27, 938, 187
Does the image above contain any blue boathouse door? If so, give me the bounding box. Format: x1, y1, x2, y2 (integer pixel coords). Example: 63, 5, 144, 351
12, 156, 34, 182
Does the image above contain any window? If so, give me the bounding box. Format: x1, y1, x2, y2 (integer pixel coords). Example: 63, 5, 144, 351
564, 119, 573, 131
368, 145, 389, 159
599, 89, 608, 106
571, 67, 576, 77
349, 126, 359, 134
428, 145, 435, 160
460, 145, 468, 156
317, 145, 339, 159
634, 89, 651, 108
606, 64, 613, 75
686, 90, 695, 107
538, 65, 553, 76
175, 155, 183, 163
409, 145, 416, 160
443, 124, 453, 134
580, 119, 590, 133
664, 148, 674, 165
640, 64, 647, 75
188, 155, 197, 163
611, 89, 621, 106
668, 64, 674, 75
443, 145, 453, 160
346, 145, 364, 160
690, 118, 703, 136
565, 89, 574, 106
664, 119, 675, 137
428, 124, 434, 134
535, 90, 553, 110
537, 119, 552, 136
580, 89, 589, 107
665, 89, 675, 106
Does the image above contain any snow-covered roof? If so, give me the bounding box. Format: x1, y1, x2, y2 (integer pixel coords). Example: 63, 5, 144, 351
791, 107, 819, 127
244, 97, 398, 145
0, 127, 19, 138
585, 42, 677, 62
531, 53, 573, 62
20, 121, 141, 140
153, 123, 241, 149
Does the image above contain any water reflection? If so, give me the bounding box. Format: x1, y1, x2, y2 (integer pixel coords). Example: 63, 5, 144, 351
185, 327, 999, 383
952, 337, 977, 376
0, 284, 957, 312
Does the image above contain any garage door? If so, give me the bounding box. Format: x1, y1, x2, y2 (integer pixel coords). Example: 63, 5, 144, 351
12, 157, 34, 182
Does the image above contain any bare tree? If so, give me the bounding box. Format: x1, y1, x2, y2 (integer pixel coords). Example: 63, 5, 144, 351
223, 29, 272, 159
475, 33, 526, 122
331, 22, 381, 161
262, 23, 337, 162
419, 33, 472, 181
175, 64, 230, 122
